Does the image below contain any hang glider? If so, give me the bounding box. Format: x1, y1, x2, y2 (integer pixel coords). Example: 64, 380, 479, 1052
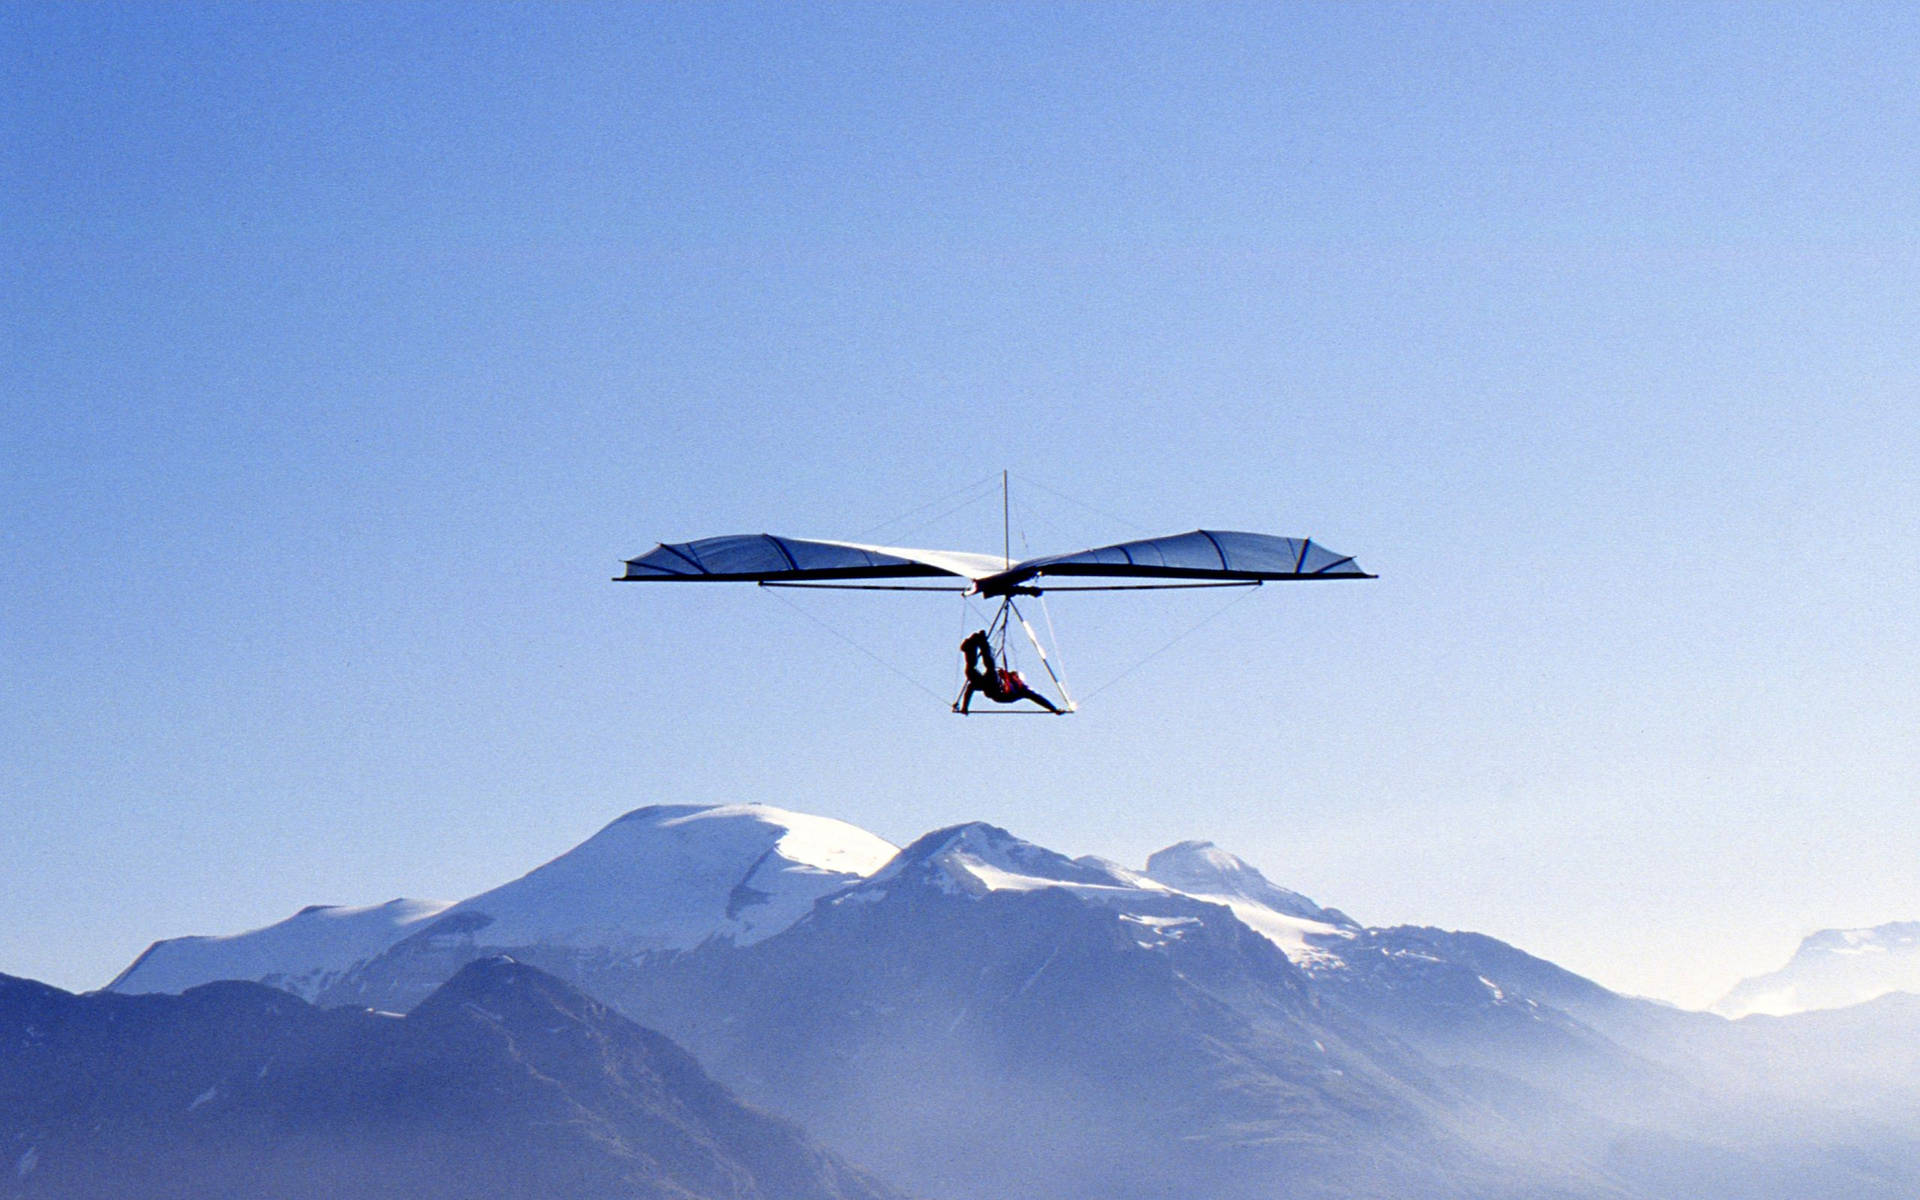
617, 506, 1372, 715
617, 530, 1372, 596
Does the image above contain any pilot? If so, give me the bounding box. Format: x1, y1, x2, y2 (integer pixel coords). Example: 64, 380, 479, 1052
956, 629, 1061, 714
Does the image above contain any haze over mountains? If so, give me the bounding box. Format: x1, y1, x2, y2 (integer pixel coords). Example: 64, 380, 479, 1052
82, 804, 1920, 1199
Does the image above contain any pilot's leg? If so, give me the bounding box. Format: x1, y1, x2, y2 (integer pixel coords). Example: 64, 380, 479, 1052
1015, 684, 1060, 714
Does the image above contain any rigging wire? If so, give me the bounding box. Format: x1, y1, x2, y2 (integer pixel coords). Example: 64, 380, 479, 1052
764, 586, 951, 705
1008, 492, 1076, 549
954, 589, 973, 704
1079, 583, 1263, 702
852, 473, 1002, 542
988, 596, 1013, 664
953, 590, 1000, 707
1008, 471, 1151, 537
891, 487, 1004, 546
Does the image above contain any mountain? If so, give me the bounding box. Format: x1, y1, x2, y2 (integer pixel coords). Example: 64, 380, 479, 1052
94, 801, 1920, 1200
1143, 839, 1356, 925
1713, 921, 1920, 1017
1138, 839, 1359, 964
1717, 989, 1920, 1115
108, 897, 453, 1000
430, 803, 898, 952
0, 957, 899, 1200
110, 803, 896, 1007
587, 821, 1603, 1200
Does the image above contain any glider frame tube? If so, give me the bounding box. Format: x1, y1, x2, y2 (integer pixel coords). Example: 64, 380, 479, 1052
757, 582, 971, 592
1025, 581, 1263, 593
973, 568, 1371, 596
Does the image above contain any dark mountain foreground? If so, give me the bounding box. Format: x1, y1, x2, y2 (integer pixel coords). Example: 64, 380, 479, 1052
0, 957, 899, 1200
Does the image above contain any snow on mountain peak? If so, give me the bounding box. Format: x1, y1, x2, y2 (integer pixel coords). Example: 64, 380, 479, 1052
1140, 840, 1356, 965
846, 823, 1357, 970
1714, 920, 1920, 1018
611, 803, 899, 877
104, 805, 1376, 1004
107, 803, 898, 996
1148, 840, 1244, 877
864, 822, 1135, 897
437, 803, 898, 953
1143, 840, 1348, 926
109, 897, 455, 999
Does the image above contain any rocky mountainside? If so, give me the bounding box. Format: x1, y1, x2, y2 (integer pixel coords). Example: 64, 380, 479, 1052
2, 957, 899, 1200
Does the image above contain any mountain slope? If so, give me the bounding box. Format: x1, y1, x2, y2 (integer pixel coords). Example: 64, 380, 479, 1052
109, 804, 896, 1007
583, 822, 1618, 1200
108, 897, 452, 1000
0, 958, 899, 1200
434, 803, 897, 952
89, 802, 1920, 1200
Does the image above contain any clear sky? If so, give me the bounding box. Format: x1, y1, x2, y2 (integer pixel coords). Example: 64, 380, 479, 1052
5, 2, 1916, 1007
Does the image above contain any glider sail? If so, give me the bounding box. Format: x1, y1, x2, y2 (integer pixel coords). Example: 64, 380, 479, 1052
619, 530, 1371, 593
971, 530, 1373, 595
619, 535, 1005, 585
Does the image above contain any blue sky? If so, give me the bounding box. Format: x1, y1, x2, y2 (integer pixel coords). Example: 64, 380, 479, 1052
5, 2, 1916, 1005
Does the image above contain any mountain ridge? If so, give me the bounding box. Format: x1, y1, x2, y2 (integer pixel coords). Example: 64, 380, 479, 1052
1714, 920, 1920, 1018
89, 800, 1920, 1200
110, 803, 895, 1000
1, 956, 901, 1200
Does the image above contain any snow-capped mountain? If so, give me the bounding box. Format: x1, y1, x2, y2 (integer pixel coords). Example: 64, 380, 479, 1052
855, 823, 1360, 967
1140, 839, 1358, 964
598, 821, 1530, 1200
105, 811, 1620, 1196
1714, 921, 1920, 1017
109, 804, 895, 1001
110, 806, 1372, 1006
1143, 839, 1351, 925
108, 897, 453, 1000
93, 802, 1920, 1200
423, 803, 897, 953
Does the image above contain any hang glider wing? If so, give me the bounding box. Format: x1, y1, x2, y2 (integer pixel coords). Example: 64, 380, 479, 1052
617, 534, 1007, 586
974, 530, 1373, 595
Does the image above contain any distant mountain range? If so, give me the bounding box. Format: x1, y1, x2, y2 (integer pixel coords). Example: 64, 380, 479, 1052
1713, 921, 1920, 1017
84, 804, 1920, 1199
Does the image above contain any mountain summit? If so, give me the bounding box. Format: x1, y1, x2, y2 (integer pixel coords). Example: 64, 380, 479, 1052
1715, 920, 1920, 1017
865, 821, 1138, 896
428, 803, 897, 952
111, 803, 896, 1002
1144, 840, 1351, 926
